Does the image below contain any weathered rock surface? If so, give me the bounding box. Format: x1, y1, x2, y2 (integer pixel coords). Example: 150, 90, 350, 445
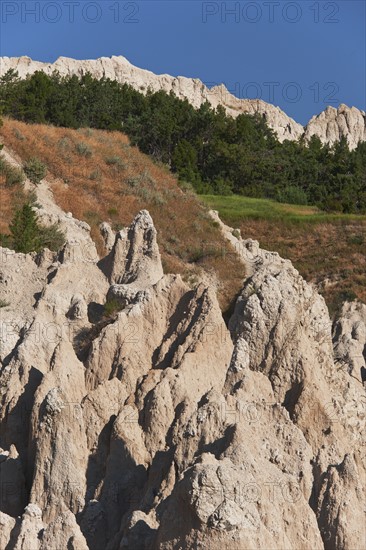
1, 55, 364, 147
0, 151, 365, 549
333, 301, 366, 384
305, 104, 366, 150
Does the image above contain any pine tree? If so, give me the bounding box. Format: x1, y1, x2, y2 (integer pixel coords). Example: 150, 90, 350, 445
9, 203, 40, 253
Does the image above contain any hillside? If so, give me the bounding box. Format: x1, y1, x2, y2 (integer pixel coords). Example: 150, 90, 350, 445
0, 118, 246, 311
1, 55, 365, 149
1, 117, 365, 316
203, 195, 366, 314
1, 74, 365, 214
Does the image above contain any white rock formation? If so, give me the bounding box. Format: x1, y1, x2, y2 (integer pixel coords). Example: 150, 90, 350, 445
304, 104, 366, 150
0, 150, 365, 549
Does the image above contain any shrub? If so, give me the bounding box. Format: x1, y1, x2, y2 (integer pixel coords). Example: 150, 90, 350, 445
178, 180, 194, 193
211, 178, 233, 196
0, 233, 12, 248
189, 243, 222, 263
58, 137, 70, 150
24, 158, 47, 185
13, 128, 25, 141
347, 234, 364, 246
0, 155, 25, 186
330, 289, 358, 319
142, 169, 156, 187
76, 142, 92, 157
37, 224, 66, 251
0, 299, 10, 308
127, 171, 156, 189
168, 235, 180, 245
136, 187, 152, 201
8, 203, 65, 253
339, 289, 357, 302
152, 191, 166, 206
322, 198, 342, 212
89, 168, 101, 181
126, 175, 141, 188
104, 298, 123, 317
276, 186, 308, 205
105, 156, 125, 169
9, 203, 41, 252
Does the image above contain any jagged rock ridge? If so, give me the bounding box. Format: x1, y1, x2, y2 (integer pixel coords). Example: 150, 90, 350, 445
1, 55, 365, 148
0, 150, 365, 549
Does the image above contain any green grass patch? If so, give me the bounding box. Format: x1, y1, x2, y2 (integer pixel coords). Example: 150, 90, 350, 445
201, 195, 366, 226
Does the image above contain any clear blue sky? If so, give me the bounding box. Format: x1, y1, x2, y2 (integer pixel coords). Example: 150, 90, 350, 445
1, 0, 365, 125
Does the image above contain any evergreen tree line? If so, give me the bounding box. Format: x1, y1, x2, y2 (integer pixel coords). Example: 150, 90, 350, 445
1, 69, 365, 213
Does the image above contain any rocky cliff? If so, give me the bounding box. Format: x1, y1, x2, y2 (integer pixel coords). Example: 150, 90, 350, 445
1, 55, 365, 148
0, 150, 365, 549
304, 104, 366, 150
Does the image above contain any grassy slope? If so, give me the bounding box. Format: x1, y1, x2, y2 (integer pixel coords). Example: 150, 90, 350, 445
202, 195, 366, 315
2, 118, 364, 316
0, 119, 246, 312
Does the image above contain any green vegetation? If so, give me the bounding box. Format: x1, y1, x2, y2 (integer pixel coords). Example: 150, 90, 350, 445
103, 298, 124, 317
201, 195, 366, 225
202, 194, 366, 313
9, 203, 40, 252
3, 202, 65, 253
37, 223, 66, 252
76, 142, 93, 157
105, 155, 125, 167
0, 69, 365, 213
0, 154, 25, 186
24, 157, 47, 184
0, 299, 10, 308
13, 128, 25, 140
276, 185, 309, 206
89, 168, 101, 181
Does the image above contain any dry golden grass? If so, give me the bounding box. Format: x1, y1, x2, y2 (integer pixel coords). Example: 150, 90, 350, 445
203, 194, 366, 315
0, 181, 15, 234
237, 218, 366, 315
1, 118, 246, 312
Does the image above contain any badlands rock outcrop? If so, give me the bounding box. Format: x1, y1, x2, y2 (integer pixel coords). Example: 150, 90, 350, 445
0, 150, 365, 549
1, 55, 364, 147
304, 104, 366, 150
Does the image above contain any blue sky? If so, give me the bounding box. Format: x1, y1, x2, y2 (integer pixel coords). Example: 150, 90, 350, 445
1, 0, 365, 124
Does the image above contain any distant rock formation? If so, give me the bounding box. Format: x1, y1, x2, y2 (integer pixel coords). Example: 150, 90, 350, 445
1, 55, 365, 148
304, 104, 366, 150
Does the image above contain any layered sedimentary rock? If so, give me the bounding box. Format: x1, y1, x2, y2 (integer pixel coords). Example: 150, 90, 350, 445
2, 55, 364, 147
0, 151, 365, 549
